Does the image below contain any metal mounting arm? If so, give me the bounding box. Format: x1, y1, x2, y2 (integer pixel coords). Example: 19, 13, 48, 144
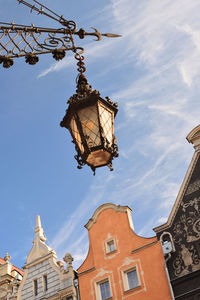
17, 0, 77, 31
0, 0, 121, 68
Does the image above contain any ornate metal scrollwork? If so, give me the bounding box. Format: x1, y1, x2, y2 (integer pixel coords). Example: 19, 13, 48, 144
0, 24, 75, 63
17, 0, 77, 32
0, 0, 121, 68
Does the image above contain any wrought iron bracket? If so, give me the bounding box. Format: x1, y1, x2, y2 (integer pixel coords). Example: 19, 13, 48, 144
0, 0, 121, 68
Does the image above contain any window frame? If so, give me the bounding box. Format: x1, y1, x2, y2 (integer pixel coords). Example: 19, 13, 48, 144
105, 239, 116, 254
42, 274, 48, 292
95, 278, 112, 300
33, 278, 38, 296
122, 266, 141, 292
107, 240, 116, 253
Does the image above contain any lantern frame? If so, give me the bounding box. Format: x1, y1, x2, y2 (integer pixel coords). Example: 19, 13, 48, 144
60, 75, 119, 174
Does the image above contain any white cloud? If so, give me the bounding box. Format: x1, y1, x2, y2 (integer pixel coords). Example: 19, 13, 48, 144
37, 38, 118, 78
38, 56, 74, 78
159, 183, 180, 209
157, 217, 168, 224
73, 252, 88, 263
48, 0, 200, 267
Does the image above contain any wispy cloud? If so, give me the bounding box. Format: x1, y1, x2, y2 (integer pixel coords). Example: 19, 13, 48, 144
38, 56, 74, 78
51, 180, 109, 266
37, 38, 119, 78
157, 217, 168, 224
48, 0, 200, 268
51, 183, 103, 249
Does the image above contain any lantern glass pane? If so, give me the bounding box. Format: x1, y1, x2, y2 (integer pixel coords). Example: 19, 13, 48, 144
78, 105, 101, 148
70, 116, 84, 153
99, 104, 113, 145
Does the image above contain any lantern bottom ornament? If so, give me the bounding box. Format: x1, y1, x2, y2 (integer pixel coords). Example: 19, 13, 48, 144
60, 74, 119, 175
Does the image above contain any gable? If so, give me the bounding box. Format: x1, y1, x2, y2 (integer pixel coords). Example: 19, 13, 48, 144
154, 150, 200, 232
155, 151, 200, 280
171, 151, 200, 230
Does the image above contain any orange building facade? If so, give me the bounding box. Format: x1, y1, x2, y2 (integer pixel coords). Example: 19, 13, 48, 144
77, 203, 172, 300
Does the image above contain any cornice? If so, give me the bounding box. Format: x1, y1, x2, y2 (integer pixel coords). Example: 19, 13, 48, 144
131, 241, 158, 254
23, 252, 56, 269
78, 267, 96, 276
85, 203, 132, 230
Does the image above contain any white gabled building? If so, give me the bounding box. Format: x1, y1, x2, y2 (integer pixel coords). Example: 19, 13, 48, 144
17, 216, 78, 300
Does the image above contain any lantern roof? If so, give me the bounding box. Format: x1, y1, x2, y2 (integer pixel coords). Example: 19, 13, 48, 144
60, 74, 118, 129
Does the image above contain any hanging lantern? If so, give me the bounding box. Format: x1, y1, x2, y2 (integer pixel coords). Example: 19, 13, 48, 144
60, 74, 119, 174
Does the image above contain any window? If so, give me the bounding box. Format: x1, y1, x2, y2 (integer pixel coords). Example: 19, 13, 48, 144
126, 269, 139, 290
105, 239, 116, 254
99, 280, 111, 300
107, 240, 115, 253
43, 274, 48, 291
33, 279, 38, 296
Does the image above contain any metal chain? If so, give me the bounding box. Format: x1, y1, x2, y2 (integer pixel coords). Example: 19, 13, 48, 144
74, 47, 86, 76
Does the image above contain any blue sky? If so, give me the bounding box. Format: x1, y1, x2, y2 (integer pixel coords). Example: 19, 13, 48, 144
0, 0, 200, 269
